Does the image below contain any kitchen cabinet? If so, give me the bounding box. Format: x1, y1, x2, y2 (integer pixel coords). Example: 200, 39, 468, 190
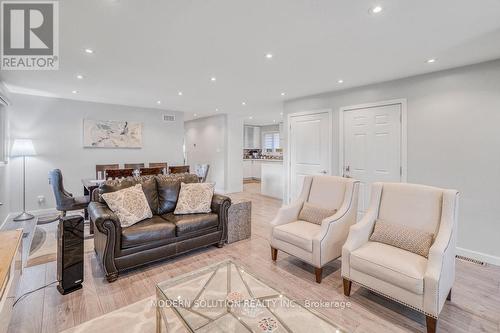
252, 160, 262, 179
243, 126, 261, 149
243, 159, 262, 180
243, 160, 252, 179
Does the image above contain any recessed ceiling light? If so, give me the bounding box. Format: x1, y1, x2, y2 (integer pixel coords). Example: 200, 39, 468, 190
249, 116, 253, 120
280, 92, 286, 96
338, 79, 344, 84
178, 91, 183, 96
215, 108, 219, 112
280, 112, 283, 116
273, 119, 276, 123
84, 48, 94, 54
72, 90, 78, 94
426, 58, 437, 63
76, 74, 84, 79
370, 6, 383, 14
265, 53, 273, 59
194, 113, 198, 117
242, 102, 246, 106
156, 100, 161, 105
210, 77, 216, 82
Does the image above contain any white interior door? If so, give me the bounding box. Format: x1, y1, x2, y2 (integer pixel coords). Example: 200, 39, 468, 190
342, 103, 403, 216
289, 112, 331, 201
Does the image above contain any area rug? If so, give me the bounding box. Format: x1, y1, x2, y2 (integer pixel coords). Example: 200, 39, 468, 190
27, 219, 95, 267
61, 297, 155, 333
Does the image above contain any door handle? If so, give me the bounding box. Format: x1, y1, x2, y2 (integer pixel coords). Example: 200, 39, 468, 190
320, 170, 328, 174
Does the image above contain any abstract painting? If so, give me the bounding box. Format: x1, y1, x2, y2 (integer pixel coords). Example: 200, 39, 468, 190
83, 120, 143, 148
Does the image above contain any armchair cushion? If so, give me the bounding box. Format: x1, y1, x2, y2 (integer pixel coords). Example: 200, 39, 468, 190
378, 183, 443, 235
370, 220, 434, 258
308, 176, 346, 210
298, 202, 337, 225
350, 241, 427, 295
273, 221, 321, 252
121, 216, 176, 249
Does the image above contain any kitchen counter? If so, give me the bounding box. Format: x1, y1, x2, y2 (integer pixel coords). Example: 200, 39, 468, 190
260, 162, 284, 199
243, 158, 283, 162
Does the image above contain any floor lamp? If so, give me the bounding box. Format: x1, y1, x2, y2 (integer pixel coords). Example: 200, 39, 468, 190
11, 139, 37, 221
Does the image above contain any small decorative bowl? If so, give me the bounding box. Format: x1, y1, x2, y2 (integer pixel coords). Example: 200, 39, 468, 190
226, 291, 245, 303
258, 317, 278, 332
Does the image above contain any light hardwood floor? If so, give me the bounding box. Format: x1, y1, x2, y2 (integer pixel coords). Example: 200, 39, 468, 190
8, 183, 500, 333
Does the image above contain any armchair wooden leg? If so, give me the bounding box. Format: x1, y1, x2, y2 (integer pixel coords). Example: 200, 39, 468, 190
314, 267, 323, 283
343, 278, 352, 296
447, 289, 452, 301
425, 316, 437, 333
271, 247, 278, 261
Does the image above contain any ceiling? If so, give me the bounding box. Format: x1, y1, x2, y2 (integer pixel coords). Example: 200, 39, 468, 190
2, 0, 500, 125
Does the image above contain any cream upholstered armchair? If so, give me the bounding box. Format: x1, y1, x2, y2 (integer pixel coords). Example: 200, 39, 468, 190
270, 175, 359, 283
342, 182, 459, 333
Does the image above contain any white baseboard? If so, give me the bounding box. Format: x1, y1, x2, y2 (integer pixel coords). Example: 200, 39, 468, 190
457, 247, 500, 266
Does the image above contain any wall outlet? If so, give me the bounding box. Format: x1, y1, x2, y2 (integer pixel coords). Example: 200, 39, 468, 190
37, 195, 45, 205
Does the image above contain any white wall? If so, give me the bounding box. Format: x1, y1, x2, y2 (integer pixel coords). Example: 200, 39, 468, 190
225, 114, 244, 193
7, 93, 185, 213
185, 115, 227, 192
185, 114, 243, 193
283, 59, 500, 264
0, 84, 10, 226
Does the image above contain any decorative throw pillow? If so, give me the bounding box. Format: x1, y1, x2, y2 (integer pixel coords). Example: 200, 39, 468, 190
101, 184, 153, 228
370, 220, 434, 258
298, 202, 337, 225
174, 182, 215, 215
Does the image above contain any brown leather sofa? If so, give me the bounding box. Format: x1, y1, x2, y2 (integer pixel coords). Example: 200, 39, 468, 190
88, 173, 231, 282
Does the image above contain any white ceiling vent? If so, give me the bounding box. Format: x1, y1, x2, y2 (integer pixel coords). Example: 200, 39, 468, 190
163, 114, 176, 122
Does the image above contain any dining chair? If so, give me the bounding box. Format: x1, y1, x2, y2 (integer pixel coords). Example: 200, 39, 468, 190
95, 164, 119, 179
49, 169, 90, 217
124, 163, 145, 169
169, 165, 190, 174
195, 164, 210, 182
105, 168, 134, 179
149, 162, 168, 174
140, 167, 163, 176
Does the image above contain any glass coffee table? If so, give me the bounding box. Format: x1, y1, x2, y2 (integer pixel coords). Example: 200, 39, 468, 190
155, 260, 343, 332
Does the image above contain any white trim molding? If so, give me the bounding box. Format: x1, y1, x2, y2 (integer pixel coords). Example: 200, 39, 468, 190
457, 247, 500, 266
338, 98, 408, 182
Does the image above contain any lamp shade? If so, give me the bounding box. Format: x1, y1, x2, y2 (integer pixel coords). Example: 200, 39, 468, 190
11, 139, 37, 157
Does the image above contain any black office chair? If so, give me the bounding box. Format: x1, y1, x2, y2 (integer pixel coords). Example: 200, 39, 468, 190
49, 169, 90, 217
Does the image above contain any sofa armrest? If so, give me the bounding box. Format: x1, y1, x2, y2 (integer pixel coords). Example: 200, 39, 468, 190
211, 194, 231, 241
88, 201, 121, 235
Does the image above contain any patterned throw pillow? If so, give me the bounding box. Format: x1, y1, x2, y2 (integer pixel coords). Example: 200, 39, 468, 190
298, 202, 337, 225
101, 184, 153, 228
370, 220, 434, 258
174, 182, 215, 215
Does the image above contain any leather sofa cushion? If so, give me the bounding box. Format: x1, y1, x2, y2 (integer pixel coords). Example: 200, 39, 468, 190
161, 213, 218, 236
350, 241, 427, 295
98, 176, 159, 213
156, 174, 199, 214
121, 215, 175, 249
272, 221, 321, 252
